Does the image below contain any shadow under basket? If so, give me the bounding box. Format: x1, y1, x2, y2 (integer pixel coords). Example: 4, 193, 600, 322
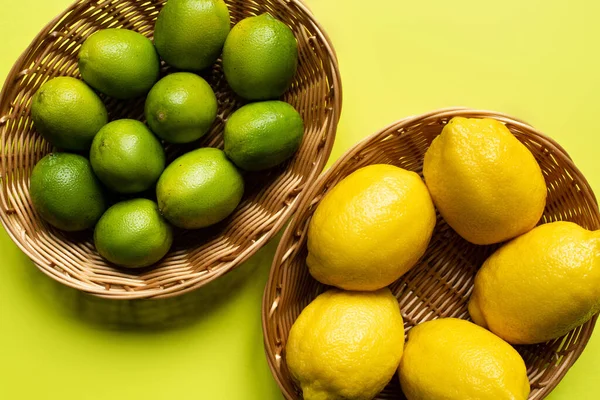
262, 107, 600, 399
0, 0, 342, 299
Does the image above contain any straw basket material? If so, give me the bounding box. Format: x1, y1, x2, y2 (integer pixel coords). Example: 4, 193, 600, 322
262, 107, 599, 399
0, 0, 341, 299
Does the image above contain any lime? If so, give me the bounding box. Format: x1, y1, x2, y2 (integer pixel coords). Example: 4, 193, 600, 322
224, 100, 303, 171
94, 198, 173, 268
145, 72, 217, 143
29, 153, 106, 231
90, 119, 165, 194
31, 77, 107, 151
222, 13, 298, 100
78, 28, 160, 99
156, 147, 244, 229
154, 0, 230, 71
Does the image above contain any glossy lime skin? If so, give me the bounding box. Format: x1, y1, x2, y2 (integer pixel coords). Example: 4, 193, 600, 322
156, 147, 244, 229
31, 77, 108, 151
224, 100, 304, 171
78, 28, 160, 99
30, 152, 106, 231
145, 72, 218, 144
94, 198, 173, 268
222, 13, 298, 100
154, 0, 230, 71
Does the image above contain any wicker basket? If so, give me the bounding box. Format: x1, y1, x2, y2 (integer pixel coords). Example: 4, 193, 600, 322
0, 0, 341, 299
262, 107, 600, 399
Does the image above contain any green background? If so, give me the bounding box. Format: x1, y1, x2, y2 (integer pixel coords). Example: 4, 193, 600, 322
1, 0, 599, 399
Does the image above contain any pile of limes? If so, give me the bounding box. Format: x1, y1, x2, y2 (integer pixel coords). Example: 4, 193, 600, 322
29, 0, 303, 268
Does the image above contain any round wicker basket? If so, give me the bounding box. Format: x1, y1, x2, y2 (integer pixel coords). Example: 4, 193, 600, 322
0, 0, 341, 299
262, 107, 599, 399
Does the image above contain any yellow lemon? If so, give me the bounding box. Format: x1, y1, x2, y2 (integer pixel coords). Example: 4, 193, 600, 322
423, 117, 546, 245
286, 288, 404, 400
469, 221, 600, 344
399, 318, 530, 400
306, 164, 436, 291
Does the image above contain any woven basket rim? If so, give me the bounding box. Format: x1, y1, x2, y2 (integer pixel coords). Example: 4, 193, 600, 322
0, 0, 343, 299
262, 106, 599, 399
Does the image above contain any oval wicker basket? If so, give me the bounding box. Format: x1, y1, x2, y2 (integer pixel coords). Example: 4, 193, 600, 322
0, 0, 341, 299
262, 107, 600, 399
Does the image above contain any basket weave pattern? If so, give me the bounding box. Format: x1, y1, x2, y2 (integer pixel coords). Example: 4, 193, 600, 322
262, 108, 599, 399
0, 0, 341, 299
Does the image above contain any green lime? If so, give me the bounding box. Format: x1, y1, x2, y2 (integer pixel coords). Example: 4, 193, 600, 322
30, 153, 106, 231
94, 198, 173, 268
90, 119, 165, 194
224, 101, 304, 171
78, 29, 160, 99
222, 13, 298, 100
31, 77, 108, 151
156, 147, 244, 229
145, 72, 217, 143
154, 0, 230, 71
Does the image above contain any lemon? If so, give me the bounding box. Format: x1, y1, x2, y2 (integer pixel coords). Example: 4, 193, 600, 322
306, 164, 436, 291
423, 117, 547, 245
90, 119, 165, 194
469, 221, 600, 344
286, 288, 404, 400
145, 72, 217, 143
154, 0, 230, 71
156, 147, 244, 229
224, 100, 304, 171
94, 198, 173, 268
31, 77, 108, 151
399, 318, 530, 400
222, 13, 298, 100
78, 28, 160, 99
30, 153, 106, 231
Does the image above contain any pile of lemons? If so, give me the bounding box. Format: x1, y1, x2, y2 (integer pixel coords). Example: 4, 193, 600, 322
286, 117, 600, 400
29, 0, 303, 268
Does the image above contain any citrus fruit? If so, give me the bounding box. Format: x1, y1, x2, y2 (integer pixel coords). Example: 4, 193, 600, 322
154, 0, 230, 71
423, 117, 547, 245
224, 100, 303, 171
29, 153, 106, 231
156, 147, 244, 229
286, 288, 404, 400
90, 119, 165, 194
469, 221, 600, 344
31, 77, 107, 151
306, 164, 436, 291
78, 28, 159, 99
222, 13, 298, 100
145, 72, 217, 143
399, 318, 530, 400
94, 198, 173, 268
